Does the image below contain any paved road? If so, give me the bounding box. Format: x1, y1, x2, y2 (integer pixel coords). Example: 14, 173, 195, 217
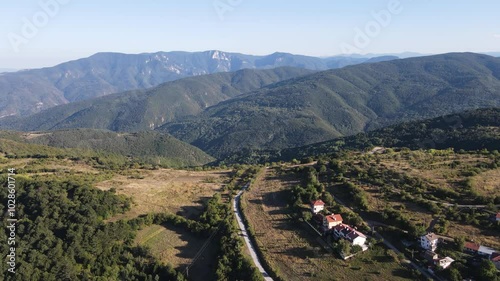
234, 185, 274, 281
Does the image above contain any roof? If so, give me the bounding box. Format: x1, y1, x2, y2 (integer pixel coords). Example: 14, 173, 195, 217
325, 214, 343, 223
311, 200, 325, 206
478, 246, 496, 256
333, 223, 366, 241
465, 242, 480, 251
346, 230, 366, 240
422, 233, 439, 241
438, 257, 455, 265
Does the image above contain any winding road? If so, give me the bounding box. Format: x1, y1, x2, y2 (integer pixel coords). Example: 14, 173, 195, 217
233, 185, 274, 281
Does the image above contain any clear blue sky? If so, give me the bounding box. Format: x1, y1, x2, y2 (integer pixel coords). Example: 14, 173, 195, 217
1, 0, 499, 69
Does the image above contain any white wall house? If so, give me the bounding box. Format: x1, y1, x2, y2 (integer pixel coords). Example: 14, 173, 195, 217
311, 200, 325, 214
436, 257, 454, 269
323, 214, 343, 229
333, 224, 367, 246
420, 233, 439, 251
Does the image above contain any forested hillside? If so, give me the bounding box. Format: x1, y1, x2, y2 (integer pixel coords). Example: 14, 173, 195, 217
0, 129, 214, 167
161, 53, 500, 158
218, 108, 500, 164
1, 67, 313, 132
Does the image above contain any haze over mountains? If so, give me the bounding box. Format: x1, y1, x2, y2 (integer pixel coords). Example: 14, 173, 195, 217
0, 50, 396, 118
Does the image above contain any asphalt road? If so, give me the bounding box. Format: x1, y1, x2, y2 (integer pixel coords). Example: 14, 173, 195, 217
233, 186, 274, 281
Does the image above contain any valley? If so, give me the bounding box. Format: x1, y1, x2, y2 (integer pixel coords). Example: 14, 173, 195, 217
2, 1, 500, 280
241, 167, 419, 281
1, 51, 499, 281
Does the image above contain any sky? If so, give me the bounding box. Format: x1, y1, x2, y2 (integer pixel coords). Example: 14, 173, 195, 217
1, 0, 499, 69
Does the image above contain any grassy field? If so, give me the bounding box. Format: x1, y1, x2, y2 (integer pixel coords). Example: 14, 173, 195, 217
242, 167, 419, 281
96, 168, 230, 221
135, 224, 216, 281
378, 151, 500, 198
135, 225, 216, 281
471, 168, 500, 197
334, 151, 500, 249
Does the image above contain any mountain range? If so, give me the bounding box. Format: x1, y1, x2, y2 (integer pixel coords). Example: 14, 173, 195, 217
0, 50, 396, 118
2, 52, 500, 160
159, 53, 500, 158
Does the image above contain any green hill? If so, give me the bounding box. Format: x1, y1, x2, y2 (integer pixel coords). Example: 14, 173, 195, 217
219, 108, 500, 164
1, 67, 313, 132
0, 129, 214, 167
160, 53, 500, 158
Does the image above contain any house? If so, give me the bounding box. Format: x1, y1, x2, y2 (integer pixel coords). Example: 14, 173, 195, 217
436, 257, 454, 269
464, 242, 497, 258
423, 250, 438, 263
420, 233, 439, 251
478, 245, 496, 258
311, 200, 325, 214
323, 214, 343, 229
490, 252, 500, 270
332, 224, 367, 247
464, 242, 480, 254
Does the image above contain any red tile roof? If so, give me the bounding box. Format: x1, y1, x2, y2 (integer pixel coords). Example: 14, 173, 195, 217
464, 242, 480, 251
333, 223, 366, 241
325, 214, 343, 223
346, 230, 366, 240
311, 200, 325, 206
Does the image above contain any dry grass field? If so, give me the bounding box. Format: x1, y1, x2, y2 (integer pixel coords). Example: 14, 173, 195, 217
242, 167, 417, 281
341, 151, 500, 249
379, 152, 500, 198
135, 224, 217, 281
95, 168, 230, 221
471, 168, 500, 197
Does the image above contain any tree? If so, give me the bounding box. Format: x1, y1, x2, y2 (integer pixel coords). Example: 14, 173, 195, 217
303, 211, 313, 222
477, 259, 499, 281
454, 236, 465, 251
321, 192, 335, 207
335, 239, 352, 256
444, 268, 462, 281
351, 245, 362, 254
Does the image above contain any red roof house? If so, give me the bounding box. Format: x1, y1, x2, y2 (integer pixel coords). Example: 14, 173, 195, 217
332, 223, 367, 246
323, 214, 343, 229
311, 200, 325, 214
464, 242, 480, 253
